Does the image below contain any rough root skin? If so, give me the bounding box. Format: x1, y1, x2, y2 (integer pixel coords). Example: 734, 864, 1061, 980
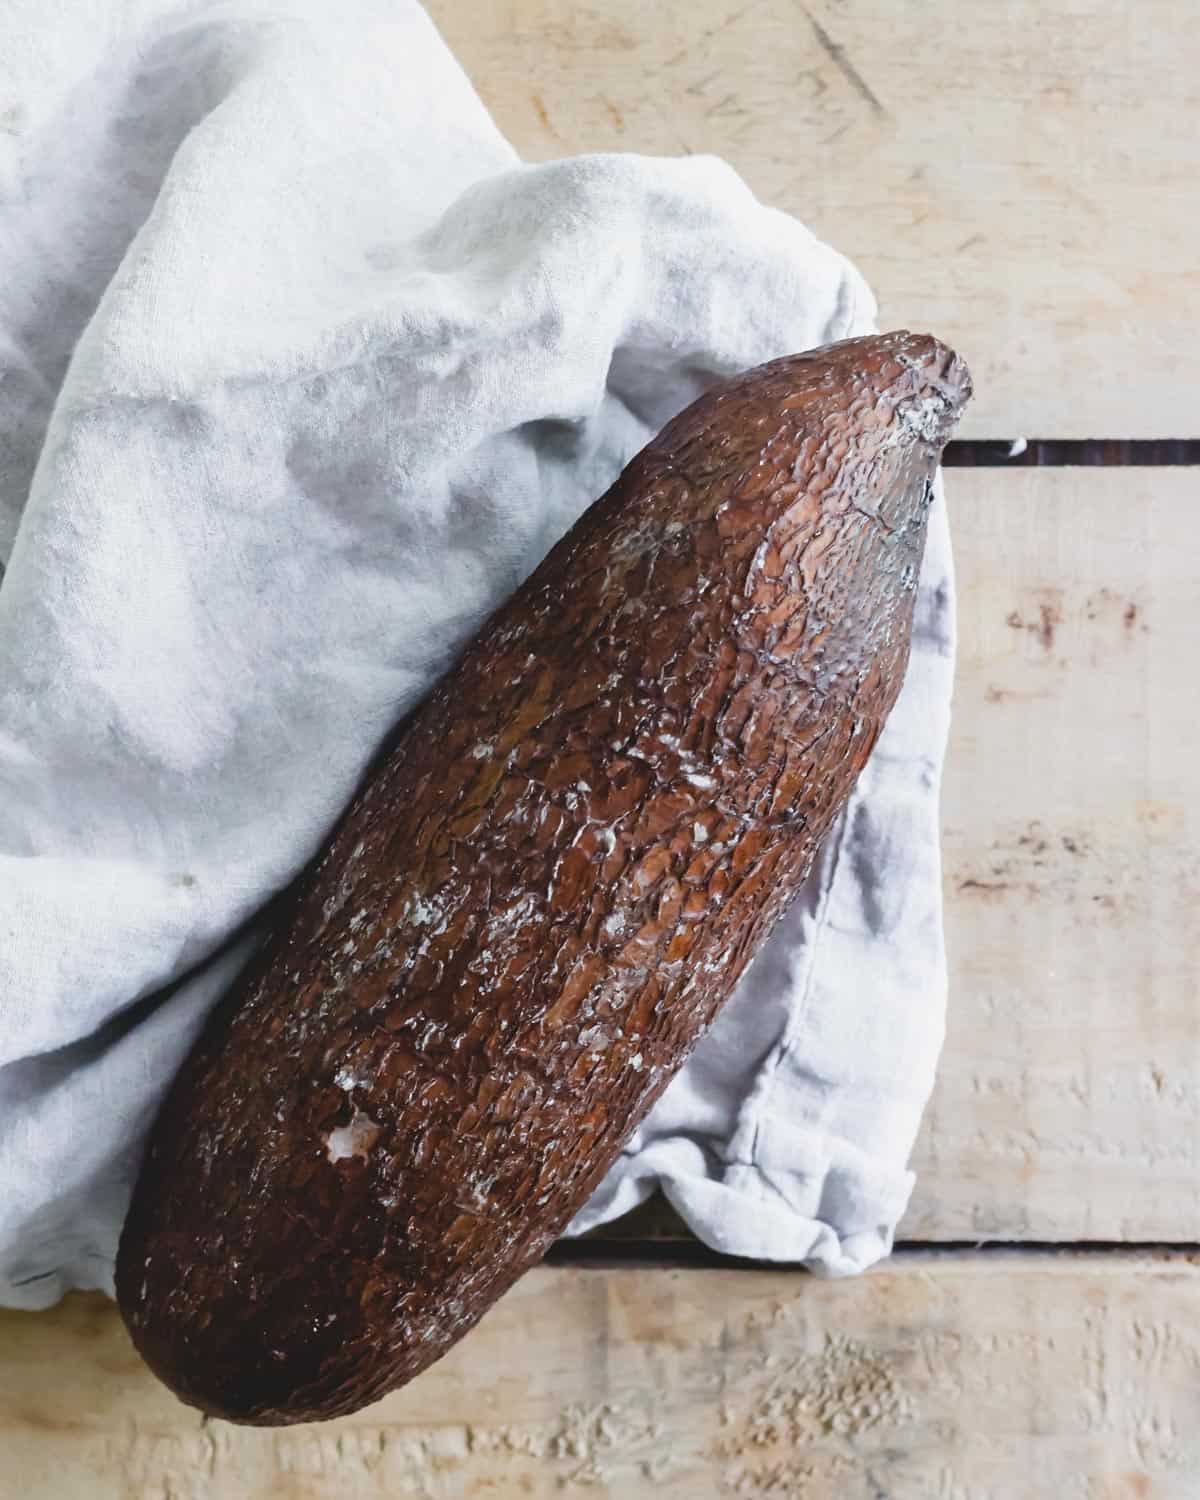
115, 330, 972, 1424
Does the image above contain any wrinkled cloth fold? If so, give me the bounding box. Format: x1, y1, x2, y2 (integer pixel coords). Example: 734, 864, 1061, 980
0, 0, 953, 1308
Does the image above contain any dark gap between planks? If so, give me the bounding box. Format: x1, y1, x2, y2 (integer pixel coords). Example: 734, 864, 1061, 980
552, 1199, 1200, 1267
545, 1237, 1200, 1269
944, 438, 1200, 465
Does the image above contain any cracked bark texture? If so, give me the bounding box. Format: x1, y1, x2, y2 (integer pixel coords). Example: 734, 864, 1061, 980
116, 330, 971, 1424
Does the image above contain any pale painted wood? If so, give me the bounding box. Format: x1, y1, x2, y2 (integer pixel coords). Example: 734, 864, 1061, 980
906, 467, 1200, 1240
425, 0, 1197, 440
2, 1256, 1197, 1498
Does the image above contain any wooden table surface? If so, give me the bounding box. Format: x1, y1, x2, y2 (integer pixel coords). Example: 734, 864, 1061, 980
3, 3, 1197, 1496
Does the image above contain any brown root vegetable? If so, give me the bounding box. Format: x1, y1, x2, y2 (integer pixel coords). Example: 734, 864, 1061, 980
116, 330, 971, 1424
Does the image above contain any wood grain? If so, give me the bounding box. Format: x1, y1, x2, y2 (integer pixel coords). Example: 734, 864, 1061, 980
4, 1256, 1199, 1498
425, 0, 1198, 441
908, 466, 1200, 1240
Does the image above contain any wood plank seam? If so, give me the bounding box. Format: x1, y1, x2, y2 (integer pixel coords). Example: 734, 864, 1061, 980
945, 441, 1200, 465
548, 1238, 1200, 1268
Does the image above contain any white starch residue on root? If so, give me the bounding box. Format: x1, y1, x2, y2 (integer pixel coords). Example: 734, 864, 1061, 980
324, 1108, 382, 1164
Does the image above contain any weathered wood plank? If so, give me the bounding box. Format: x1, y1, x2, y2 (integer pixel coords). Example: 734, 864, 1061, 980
908, 466, 1200, 1240
2, 1256, 1198, 1497
427, 0, 1198, 439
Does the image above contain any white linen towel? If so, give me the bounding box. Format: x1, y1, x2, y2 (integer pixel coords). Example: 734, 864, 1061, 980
0, 0, 954, 1309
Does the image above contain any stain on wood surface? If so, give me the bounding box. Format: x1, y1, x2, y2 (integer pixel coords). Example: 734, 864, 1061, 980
908, 467, 1200, 1242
